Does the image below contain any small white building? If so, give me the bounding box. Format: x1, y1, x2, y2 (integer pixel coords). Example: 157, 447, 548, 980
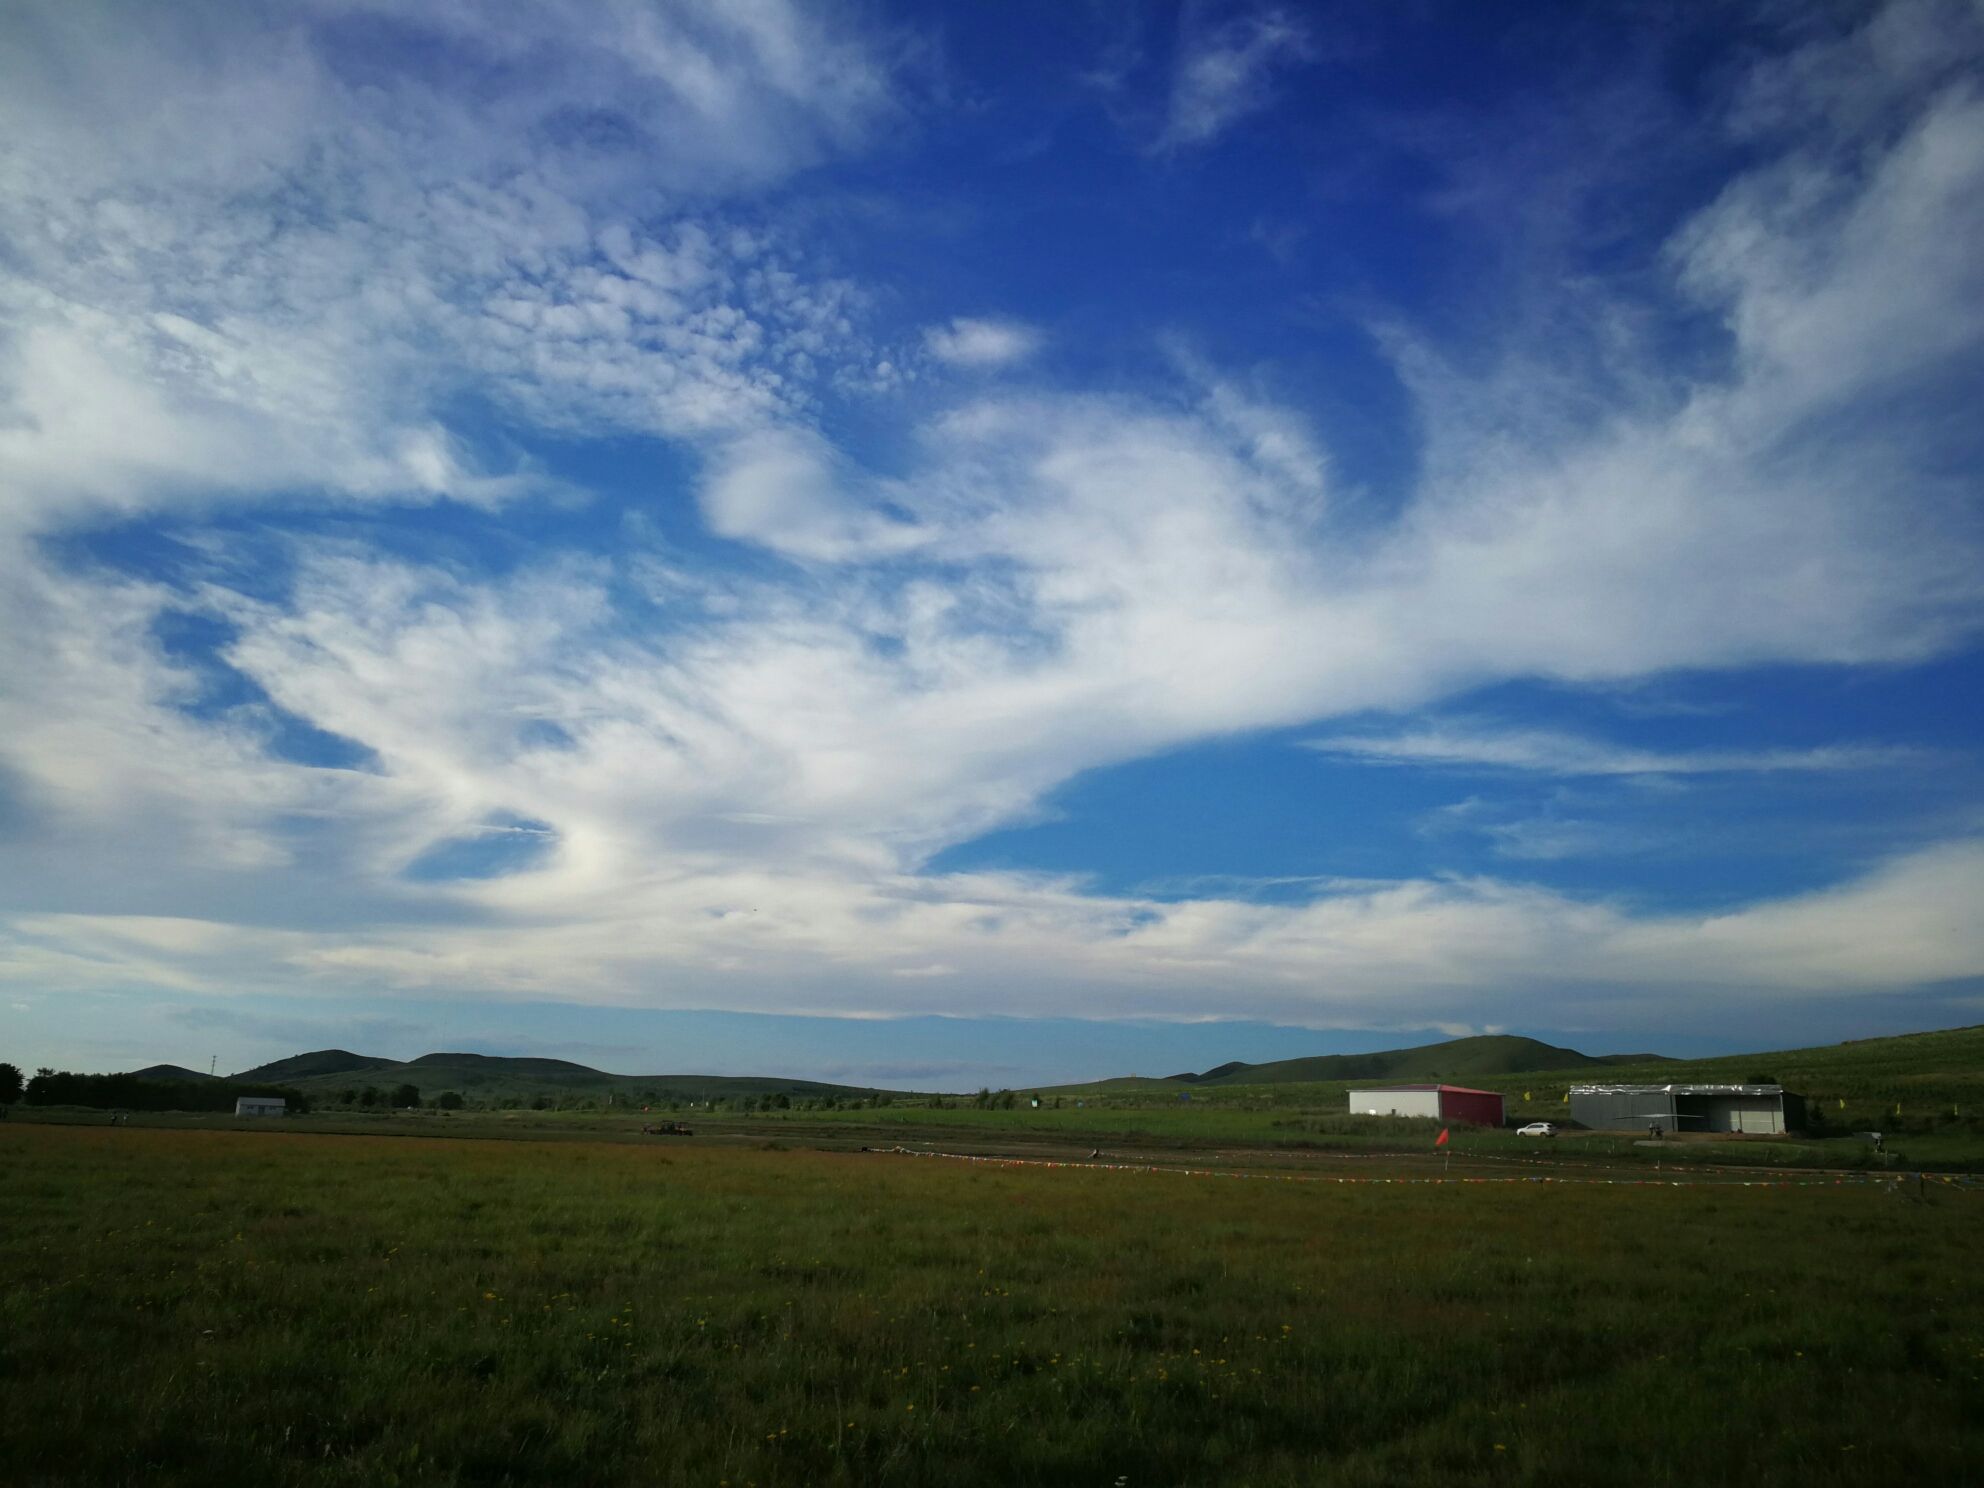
234, 1097, 286, 1118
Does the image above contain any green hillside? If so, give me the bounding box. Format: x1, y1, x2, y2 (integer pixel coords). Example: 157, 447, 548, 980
403, 1052, 603, 1077
234, 1049, 395, 1082
1163, 1033, 1662, 1086
229, 1049, 898, 1106
127, 1064, 216, 1083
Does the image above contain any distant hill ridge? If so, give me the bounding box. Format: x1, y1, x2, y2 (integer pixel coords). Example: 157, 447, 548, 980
127, 1063, 218, 1083
119, 1022, 1984, 1107
233, 1049, 396, 1082
404, 1052, 603, 1076
224, 1035, 1664, 1097
225, 1048, 888, 1101
1160, 1034, 1668, 1087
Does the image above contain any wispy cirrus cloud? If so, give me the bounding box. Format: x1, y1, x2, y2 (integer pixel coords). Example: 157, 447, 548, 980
1308, 726, 1937, 777
1156, 6, 1315, 150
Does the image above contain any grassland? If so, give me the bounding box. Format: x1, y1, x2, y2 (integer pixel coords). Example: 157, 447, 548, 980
142, 1024, 1983, 1143
3, 1122, 1981, 1487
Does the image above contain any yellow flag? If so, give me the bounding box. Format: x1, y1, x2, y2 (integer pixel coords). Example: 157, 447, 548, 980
1837, 1098, 1844, 1109
1524, 1091, 1531, 1102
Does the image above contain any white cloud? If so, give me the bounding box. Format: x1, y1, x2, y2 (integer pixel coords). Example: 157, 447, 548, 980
924, 317, 1044, 369
0, 0, 895, 534
8, 839, 1982, 1031
1309, 726, 1932, 777
2, 2, 1982, 1045
1157, 7, 1314, 150
698, 427, 927, 561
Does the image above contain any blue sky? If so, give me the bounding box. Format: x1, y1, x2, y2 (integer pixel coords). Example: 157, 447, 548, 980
3, 0, 1982, 1087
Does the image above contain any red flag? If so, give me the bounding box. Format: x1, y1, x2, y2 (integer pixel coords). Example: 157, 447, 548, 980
1435, 1128, 1450, 1147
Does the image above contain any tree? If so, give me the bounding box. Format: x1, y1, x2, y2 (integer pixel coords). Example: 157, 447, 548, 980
435, 1090, 464, 1110
390, 1083, 420, 1108
0, 1062, 22, 1104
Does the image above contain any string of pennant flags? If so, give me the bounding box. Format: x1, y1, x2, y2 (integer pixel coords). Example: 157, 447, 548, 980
870, 1146, 1984, 1191
1515, 1087, 1952, 1111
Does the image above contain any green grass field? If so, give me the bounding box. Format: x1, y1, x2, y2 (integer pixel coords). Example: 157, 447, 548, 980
726, 1098, 1984, 1170
3, 1122, 1981, 1486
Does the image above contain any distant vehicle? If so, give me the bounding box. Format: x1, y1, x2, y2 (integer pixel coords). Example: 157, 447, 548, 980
1517, 1122, 1558, 1138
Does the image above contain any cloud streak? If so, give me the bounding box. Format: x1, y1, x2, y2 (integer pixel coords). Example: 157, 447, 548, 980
8, 836, 1983, 1033
1157, 6, 1314, 150
1308, 727, 1935, 777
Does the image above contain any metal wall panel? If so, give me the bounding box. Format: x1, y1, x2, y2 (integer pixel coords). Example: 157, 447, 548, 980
1569, 1088, 1675, 1131
1708, 1096, 1785, 1134
1439, 1089, 1506, 1127
1348, 1089, 1443, 1119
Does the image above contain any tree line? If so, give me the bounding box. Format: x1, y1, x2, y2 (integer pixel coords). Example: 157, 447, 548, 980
11, 1067, 311, 1113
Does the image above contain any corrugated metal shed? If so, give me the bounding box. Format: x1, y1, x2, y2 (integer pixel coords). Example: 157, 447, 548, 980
1569, 1084, 1789, 1134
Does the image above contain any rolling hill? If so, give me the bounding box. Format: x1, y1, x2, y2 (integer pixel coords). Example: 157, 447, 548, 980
234, 1049, 396, 1082
126, 1064, 218, 1083
149, 1022, 1984, 1116
1158, 1034, 1666, 1086
226, 1049, 893, 1104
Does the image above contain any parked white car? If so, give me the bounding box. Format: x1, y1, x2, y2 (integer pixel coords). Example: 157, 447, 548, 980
1517, 1122, 1558, 1137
